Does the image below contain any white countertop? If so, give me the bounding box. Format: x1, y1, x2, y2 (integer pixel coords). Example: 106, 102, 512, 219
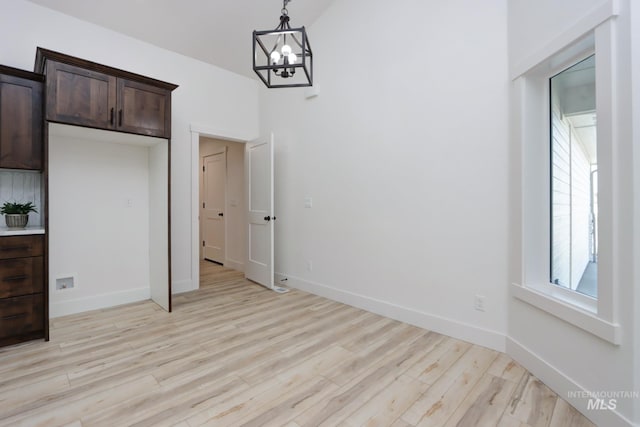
0, 226, 45, 236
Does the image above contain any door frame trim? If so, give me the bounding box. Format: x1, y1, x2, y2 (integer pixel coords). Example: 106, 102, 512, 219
189, 123, 257, 292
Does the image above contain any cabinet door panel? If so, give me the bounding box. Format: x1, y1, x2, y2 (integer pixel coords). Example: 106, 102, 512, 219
117, 79, 171, 138
0, 75, 43, 170
46, 61, 116, 130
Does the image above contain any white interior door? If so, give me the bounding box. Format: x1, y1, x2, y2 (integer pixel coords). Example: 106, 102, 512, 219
203, 150, 226, 264
245, 134, 274, 289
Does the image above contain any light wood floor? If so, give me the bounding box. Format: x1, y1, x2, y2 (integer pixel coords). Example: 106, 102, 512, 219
0, 261, 596, 427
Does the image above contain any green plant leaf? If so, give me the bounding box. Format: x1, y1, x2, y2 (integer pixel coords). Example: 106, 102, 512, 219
1, 201, 38, 215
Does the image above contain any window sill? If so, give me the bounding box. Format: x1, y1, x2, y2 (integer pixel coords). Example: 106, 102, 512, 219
510, 283, 621, 345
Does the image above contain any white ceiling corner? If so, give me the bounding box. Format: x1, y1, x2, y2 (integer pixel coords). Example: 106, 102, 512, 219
26, 0, 335, 79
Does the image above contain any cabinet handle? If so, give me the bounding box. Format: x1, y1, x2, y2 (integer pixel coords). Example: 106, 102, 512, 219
119, 109, 123, 127
3, 275, 28, 282
0, 246, 29, 252
2, 313, 27, 321
110, 108, 114, 125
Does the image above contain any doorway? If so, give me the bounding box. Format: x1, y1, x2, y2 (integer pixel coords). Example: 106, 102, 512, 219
198, 137, 246, 271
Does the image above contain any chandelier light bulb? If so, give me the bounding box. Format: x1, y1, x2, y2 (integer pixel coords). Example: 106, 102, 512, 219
288, 53, 297, 64
281, 44, 292, 56
270, 51, 281, 64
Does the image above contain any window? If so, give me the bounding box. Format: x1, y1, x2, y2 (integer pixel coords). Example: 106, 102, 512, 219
509, 5, 622, 344
550, 55, 598, 299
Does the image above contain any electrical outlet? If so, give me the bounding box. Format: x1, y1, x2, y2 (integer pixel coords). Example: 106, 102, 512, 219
474, 295, 486, 312
304, 197, 313, 208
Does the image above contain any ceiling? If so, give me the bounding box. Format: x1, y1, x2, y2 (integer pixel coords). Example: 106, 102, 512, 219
26, 0, 335, 78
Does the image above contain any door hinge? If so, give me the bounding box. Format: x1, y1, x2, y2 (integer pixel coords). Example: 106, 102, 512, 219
203, 165, 205, 172
203, 202, 205, 209
202, 240, 205, 247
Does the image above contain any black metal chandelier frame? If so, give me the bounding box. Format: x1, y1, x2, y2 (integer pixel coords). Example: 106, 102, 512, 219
253, 0, 313, 88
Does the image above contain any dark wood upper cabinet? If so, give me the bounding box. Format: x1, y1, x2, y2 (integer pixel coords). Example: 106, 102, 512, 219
46, 61, 117, 130
0, 65, 44, 170
35, 48, 177, 139
117, 78, 171, 138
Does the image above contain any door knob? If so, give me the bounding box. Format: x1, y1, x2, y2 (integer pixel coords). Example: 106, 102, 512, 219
218, 212, 224, 217
264, 216, 271, 221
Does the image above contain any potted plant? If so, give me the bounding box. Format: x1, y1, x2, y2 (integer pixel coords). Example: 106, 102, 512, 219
1, 201, 37, 229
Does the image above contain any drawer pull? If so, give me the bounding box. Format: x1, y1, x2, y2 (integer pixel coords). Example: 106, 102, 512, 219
3, 275, 28, 282
0, 246, 30, 252
2, 313, 27, 321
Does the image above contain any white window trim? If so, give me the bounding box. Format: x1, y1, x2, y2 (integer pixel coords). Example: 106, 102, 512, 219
511, 0, 621, 345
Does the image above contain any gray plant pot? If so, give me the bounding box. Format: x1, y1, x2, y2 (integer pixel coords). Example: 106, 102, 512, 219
5, 214, 29, 229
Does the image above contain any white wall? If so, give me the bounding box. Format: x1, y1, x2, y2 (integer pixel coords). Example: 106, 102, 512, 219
0, 0, 260, 294
508, 0, 639, 425
199, 137, 245, 271
261, 0, 509, 351
49, 127, 151, 317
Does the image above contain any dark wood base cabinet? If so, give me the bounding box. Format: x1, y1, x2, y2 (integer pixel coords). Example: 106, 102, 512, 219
0, 235, 46, 347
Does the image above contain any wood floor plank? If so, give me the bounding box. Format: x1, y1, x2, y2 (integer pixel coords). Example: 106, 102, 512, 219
325, 323, 427, 387
442, 372, 516, 427
84, 374, 247, 427
401, 345, 498, 426
294, 364, 402, 426
341, 374, 428, 427
505, 373, 559, 427
235, 376, 339, 426
407, 337, 473, 385
275, 344, 356, 385
294, 332, 443, 427
488, 353, 527, 383
0, 374, 70, 413
548, 398, 596, 427
0, 375, 159, 427
0, 262, 595, 427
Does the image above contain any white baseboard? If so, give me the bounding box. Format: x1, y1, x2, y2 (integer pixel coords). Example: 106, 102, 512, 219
50, 287, 150, 318
275, 272, 506, 352
172, 279, 196, 294
224, 258, 244, 272
506, 337, 636, 427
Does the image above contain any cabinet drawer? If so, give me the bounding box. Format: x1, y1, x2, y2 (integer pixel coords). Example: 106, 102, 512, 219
0, 294, 44, 339
0, 256, 44, 298
0, 235, 44, 259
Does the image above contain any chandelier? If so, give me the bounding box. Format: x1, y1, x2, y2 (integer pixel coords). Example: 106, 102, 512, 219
253, 0, 313, 88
